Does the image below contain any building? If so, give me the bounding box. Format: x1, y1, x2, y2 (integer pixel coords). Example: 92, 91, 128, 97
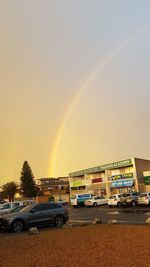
0, 187, 3, 200
69, 158, 150, 197
37, 177, 69, 202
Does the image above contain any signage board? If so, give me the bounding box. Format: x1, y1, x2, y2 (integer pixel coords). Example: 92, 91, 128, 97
111, 179, 134, 188
70, 181, 83, 187
92, 178, 103, 183
69, 159, 132, 177
144, 176, 150, 185
111, 173, 133, 181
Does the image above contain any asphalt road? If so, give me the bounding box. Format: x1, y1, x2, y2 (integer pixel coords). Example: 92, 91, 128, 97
68, 205, 150, 225
1, 205, 150, 236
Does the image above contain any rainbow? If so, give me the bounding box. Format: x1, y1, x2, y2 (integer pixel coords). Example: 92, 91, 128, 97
49, 25, 150, 177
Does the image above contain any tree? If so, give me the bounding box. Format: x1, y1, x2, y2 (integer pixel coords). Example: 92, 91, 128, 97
20, 161, 37, 197
2, 181, 18, 202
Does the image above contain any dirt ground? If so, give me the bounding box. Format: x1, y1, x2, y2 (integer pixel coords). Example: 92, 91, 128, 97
1, 225, 150, 267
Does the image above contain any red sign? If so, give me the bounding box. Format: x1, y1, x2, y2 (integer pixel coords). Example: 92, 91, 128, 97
92, 178, 103, 183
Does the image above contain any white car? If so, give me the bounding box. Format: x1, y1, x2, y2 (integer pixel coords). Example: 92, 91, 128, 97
0, 202, 21, 215
85, 196, 108, 207
108, 194, 123, 207
138, 192, 150, 206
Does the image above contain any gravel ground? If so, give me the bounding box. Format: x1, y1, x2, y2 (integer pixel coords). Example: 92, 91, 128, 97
1, 225, 150, 267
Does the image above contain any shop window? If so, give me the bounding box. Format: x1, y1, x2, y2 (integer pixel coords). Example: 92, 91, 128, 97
61, 186, 65, 190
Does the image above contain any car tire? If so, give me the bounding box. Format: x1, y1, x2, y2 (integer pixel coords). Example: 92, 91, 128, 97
55, 216, 64, 228
132, 201, 136, 207
117, 202, 121, 207
93, 202, 97, 207
109, 205, 112, 208
11, 220, 24, 233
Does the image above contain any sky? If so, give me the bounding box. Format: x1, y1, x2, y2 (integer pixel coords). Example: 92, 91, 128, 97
1, 0, 150, 185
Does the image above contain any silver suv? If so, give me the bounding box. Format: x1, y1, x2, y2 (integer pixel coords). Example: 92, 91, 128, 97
120, 192, 140, 207
0, 202, 69, 232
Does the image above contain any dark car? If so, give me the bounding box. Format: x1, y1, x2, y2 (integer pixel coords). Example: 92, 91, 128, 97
0, 202, 69, 233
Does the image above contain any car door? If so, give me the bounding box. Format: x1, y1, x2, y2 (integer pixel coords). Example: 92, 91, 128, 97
95, 196, 102, 205
28, 203, 59, 227
27, 204, 51, 227
101, 196, 108, 205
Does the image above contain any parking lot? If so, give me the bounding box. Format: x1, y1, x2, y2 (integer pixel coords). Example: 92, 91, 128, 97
1, 205, 150, 237
68, 205, 150, 225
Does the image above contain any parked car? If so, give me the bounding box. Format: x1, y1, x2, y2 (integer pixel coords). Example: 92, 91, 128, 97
0, 202, 69, 233
1, 205, 26, 215
0, 202, 22, 215
70, 193, 95, 207
120, 192, 140, 207
85, 196, 108, 207
108, 194, 123, 207
138, 192, 150, 206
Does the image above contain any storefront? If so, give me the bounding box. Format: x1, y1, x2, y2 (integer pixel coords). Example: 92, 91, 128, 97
69, 158, 150, 197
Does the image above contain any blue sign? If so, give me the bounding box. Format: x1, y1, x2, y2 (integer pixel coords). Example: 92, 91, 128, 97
111, 179, 134, 188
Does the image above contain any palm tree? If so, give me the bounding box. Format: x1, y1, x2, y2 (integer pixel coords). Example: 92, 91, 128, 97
2, 181, 18, 202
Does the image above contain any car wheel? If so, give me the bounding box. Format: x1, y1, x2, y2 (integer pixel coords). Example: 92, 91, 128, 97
132, 201, 136, 207
117, 202, 121, 207
93, 202, 97, 207
11, 220, 24, 233
109, 205, 112, 208
55, 216, 64, 228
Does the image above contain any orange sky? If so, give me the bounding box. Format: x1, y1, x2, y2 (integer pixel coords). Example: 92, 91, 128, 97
1, 1, 150, 185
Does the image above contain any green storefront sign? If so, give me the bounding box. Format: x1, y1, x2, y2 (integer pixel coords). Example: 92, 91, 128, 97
70, 181, 83, 187
144, 176, 150, 185
69, 159, 132, 177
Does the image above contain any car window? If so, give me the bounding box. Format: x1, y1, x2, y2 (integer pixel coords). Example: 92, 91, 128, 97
132, 192, 139, 196
34, 204, 52, 212
12, 203, 20, 207
122, 193, 130, 197
109, 196, 116, 199
50, 203, 61, 209
2, 203, 11, 209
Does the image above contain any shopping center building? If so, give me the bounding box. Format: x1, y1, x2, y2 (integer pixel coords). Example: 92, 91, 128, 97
69, 158, 150, 197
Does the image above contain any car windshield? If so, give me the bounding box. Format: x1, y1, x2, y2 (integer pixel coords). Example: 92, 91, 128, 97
140, 193, 147, 197
70, 196, 76, 199
1, 203, 11, 209
9, 206, 25, 213
19, 204, 35, 213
